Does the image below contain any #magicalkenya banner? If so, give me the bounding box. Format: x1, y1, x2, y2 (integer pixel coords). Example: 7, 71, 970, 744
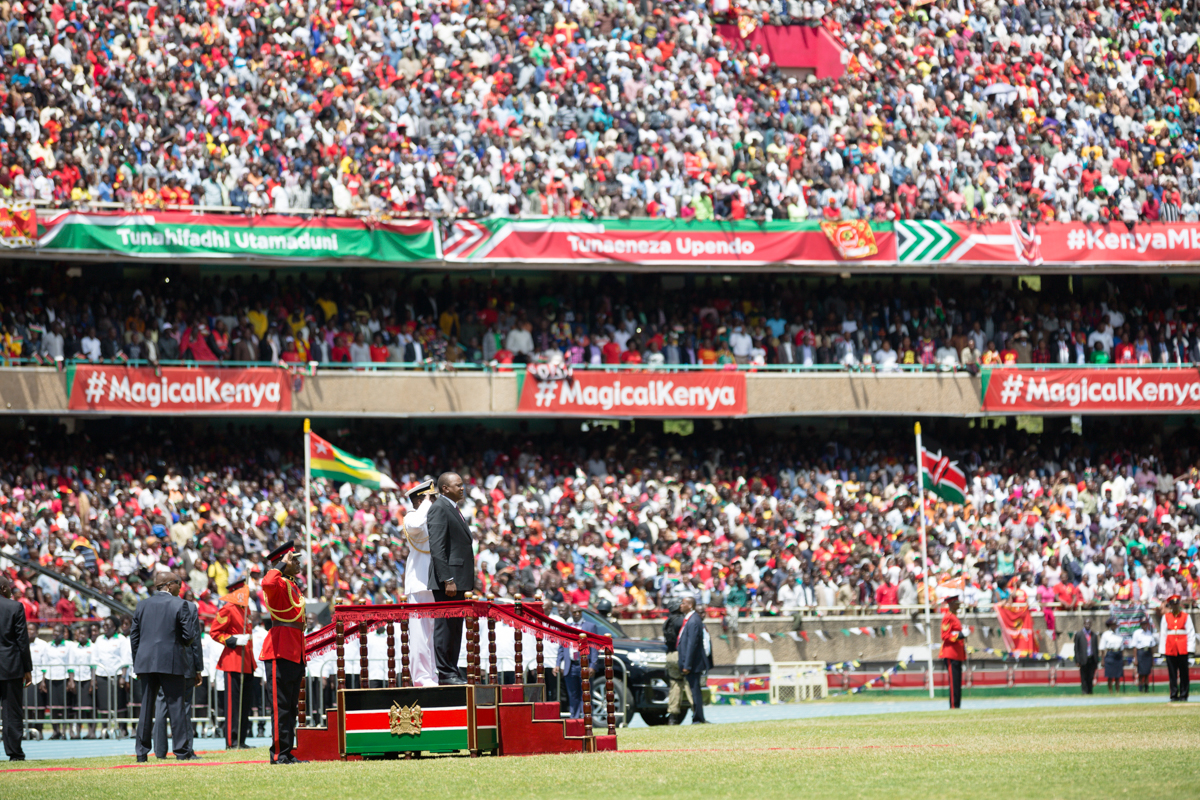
518, 369, 747, 417
67, 365, 291, 413
981, 368, 1200, 414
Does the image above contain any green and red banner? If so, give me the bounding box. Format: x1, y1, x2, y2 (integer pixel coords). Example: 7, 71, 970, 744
23, 212, 1200, 268
443, 218, 899, 266
36, 211, 438, 264
340, 686, 496, 755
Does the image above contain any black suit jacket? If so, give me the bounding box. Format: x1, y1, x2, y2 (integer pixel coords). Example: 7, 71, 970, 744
677, 612, 707, 674
0, 596, 33, 680
130, 591, 200, 676
1074, 627, 1101, 664
426, 495, 475, 592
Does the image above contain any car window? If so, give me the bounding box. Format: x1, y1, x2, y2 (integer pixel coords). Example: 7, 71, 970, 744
582, 610, 627, 639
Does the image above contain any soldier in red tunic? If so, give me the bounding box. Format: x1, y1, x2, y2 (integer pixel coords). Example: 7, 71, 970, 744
260, 542, 307, 764
210, 578, 256, 749
940, 592, 967, 709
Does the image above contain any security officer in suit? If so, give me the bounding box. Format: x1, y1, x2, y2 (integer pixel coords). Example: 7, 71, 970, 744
427, 472, 475, 684
0, 575, 33, 761
130, 572, 201, 762
676, 595, 710, 724
556, 606, 601, 719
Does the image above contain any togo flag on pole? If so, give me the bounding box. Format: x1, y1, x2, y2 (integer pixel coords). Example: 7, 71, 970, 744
920, 448, 967, 504
309, 433, 398, 490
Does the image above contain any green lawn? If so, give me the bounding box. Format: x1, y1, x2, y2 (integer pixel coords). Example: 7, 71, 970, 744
9, 704, 1199, 799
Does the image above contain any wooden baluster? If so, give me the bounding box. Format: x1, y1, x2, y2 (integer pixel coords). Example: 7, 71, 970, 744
359, 623, 369, 687
579, 633, 592, 738
487, 594, 498, 685
386, 621, 397, 688
604, 648, 616, 736
400, 615, 412, 687
466, 594, 477, 686
514, 600, 524, 685
535, 632, 545, 686
335, 620, 346, 692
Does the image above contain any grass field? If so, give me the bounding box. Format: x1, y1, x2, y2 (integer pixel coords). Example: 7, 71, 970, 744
8, 704, 1199, 799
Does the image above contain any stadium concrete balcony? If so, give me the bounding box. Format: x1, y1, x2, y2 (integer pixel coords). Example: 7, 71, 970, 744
0, 363, 983, 418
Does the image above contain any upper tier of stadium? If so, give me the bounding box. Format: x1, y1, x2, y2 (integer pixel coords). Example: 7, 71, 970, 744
0, 0, 1194, 224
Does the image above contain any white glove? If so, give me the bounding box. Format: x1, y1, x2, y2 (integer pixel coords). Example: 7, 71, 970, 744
229, 634, 250, 647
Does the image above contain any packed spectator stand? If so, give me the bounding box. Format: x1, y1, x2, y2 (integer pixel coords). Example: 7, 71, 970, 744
3, 269, 1200, 369
3, 416, 1197, 634
0, 0, 1196, 224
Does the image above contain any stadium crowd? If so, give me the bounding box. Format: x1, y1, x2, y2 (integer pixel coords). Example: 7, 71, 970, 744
0, 0, 1196, 223
4, 270, 1200, 369
2, 418, 1197, 638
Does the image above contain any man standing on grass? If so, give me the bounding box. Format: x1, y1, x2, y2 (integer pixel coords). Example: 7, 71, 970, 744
0, 575, 33, 761
1159, 594, 1195, 702
260, 542, 308, 764
677, 595, 710, 724
1073, 618, 1100, 695
940, 592, 967, 709
131, 572, 201, 762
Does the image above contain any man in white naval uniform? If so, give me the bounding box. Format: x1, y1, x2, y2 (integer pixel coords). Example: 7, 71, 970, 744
403, 480, 439, 686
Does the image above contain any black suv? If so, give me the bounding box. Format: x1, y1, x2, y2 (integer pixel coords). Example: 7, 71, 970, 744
523, 610, 670, 726
582, 610, 671, 727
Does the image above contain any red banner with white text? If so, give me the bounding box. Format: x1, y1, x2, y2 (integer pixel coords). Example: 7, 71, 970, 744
67, 365, 291, 413
518, 370, 747, 416
982, 368, 1200, 414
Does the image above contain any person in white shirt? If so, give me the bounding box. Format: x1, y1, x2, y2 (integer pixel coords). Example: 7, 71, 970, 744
505, 322, 534, 359
71, 626, 99, 738
80, 328, 102, 363
1130, 617, 1158, 693
1098, 619, 1125, 694
41, 623, 75, 739
874, 340, 899, 370
366, 626, 390, 687
93, 616, 133, 738
728, 325, 753, 363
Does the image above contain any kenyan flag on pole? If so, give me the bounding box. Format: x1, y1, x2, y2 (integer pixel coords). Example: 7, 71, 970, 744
920, 448, 967, 504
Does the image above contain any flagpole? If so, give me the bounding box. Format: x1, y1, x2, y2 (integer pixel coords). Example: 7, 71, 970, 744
914, 421, 935, 700
304, 417, 314, 600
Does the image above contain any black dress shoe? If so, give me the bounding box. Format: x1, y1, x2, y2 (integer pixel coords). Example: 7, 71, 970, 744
136, 756, 148, 763
692, 719, 713, 724
176, 755, 203, 761
667, 717, 680, 726
9, 756, 26, 761
440, 676, 467, 685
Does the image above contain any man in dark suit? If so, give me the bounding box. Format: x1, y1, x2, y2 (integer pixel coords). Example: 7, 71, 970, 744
1074, 618, 1101, 695
131, 572, 201, 762
556, 607, 602, 719
676, 595, 711, 724
427, 472, 475, 684
0, 575, 33, 761
153, 595, 204, 759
